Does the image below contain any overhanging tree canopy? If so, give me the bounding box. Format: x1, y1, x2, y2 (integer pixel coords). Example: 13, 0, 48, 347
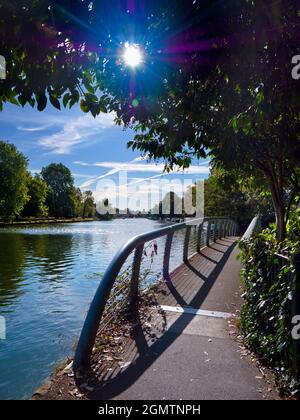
0, 0, 235, 113
1, 1, 300, 239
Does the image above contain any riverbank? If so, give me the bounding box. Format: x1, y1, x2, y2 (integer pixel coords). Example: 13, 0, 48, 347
0, 218, 95, 227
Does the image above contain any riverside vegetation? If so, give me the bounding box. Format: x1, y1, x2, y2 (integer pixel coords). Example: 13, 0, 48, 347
239, 205, 300, 397
0, 140, 96, 223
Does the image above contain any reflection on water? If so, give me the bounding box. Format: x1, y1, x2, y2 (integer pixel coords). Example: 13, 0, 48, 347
0, 219, 179, 400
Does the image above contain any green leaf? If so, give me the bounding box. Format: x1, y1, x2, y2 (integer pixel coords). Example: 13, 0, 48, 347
84, 81, 95, 94
242, 119, 252, 135
99, 101, 107, 113
235, 84, 241, 94
229, 116, 239, 133
256, 91, 265, 105
63, 93, 70, 108
90, 107, 98, 118
18, 95, 27, 107
9, 96, 19, 106
69, 90, 80, 109
49, 95, 61, 110
85, 93, 98, 102
28, 98, 35, 108
36, 93, 47, 111
80, 99, 89, 113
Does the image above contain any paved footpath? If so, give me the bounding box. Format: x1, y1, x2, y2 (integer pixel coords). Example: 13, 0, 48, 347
96, 238, 278, 400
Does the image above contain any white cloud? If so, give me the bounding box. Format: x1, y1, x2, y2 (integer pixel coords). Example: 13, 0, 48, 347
39, 113, 116, 154
74, 159, 210, 175
17, 125, 51, 132
72, 173, 99, 179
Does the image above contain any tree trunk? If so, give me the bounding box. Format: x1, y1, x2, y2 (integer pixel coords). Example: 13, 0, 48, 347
275, 204, 286, 242
269, 181, 286, 242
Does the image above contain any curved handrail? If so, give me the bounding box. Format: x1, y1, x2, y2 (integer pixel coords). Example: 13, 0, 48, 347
241, 216, 261, 241
73, 216, 238, 368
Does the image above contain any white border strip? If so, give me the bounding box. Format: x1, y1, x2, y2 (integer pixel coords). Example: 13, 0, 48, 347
159, 305, 235, 319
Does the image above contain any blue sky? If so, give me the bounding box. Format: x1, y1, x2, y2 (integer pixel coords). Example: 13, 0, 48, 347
0, 103, 210, 210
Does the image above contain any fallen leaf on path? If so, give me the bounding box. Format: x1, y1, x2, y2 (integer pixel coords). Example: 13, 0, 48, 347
118, 361, 131, 369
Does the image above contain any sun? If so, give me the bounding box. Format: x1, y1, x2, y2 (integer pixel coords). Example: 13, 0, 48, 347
123, 42, 143, 68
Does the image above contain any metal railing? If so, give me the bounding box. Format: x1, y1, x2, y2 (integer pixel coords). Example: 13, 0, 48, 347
73, 216, 238, 368
241, 215, 261, 241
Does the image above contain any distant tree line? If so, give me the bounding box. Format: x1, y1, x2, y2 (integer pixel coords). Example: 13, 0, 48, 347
150, 171, 273, 230
0, 140, 273, 224
0, 140, 96, 221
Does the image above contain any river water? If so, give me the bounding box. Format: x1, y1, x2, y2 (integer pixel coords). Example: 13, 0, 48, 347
0, 219, 193, 400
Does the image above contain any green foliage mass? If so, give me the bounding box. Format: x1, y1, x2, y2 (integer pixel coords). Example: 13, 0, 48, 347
204, 172, 256, 232
0, 141, 29, 219
0, 1, 98, 113
21, 174, 49, 218
0, 141, 96, 220
82, 190, 96, 218
186, 169, 274, 231
286, 202, 300, 252
41, 163, 75, 218
239, 224, 300, 397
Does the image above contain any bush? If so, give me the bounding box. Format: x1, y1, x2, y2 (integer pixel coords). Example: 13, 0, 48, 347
286, 205, 300, 251
239, 228, 300, 397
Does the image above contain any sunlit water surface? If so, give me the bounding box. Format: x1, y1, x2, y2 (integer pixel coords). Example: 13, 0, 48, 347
0, 219, 193, 400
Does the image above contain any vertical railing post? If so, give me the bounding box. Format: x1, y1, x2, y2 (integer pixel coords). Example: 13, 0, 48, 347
218, 220, 222, 240
163, 232, 174, 281
213, 220, 218, 242
224, 219, 228, 238
235, 222, 238, 236
232, 222, 236, 236
230, 220, 234, 236
206, 221, 211, 247
221, 220, 225, 238
197, 223, 203, 253
130, 244, 144, 304
292, 253, 300, 377
183, 226, 192, 262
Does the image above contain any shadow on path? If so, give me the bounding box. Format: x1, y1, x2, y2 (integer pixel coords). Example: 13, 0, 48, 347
76, 238, 238, 400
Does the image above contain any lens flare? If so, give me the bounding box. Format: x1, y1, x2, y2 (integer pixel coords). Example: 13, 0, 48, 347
123, 42, 143, 68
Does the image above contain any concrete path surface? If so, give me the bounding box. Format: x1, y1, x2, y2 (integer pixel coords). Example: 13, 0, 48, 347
93, 238, 277, 400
